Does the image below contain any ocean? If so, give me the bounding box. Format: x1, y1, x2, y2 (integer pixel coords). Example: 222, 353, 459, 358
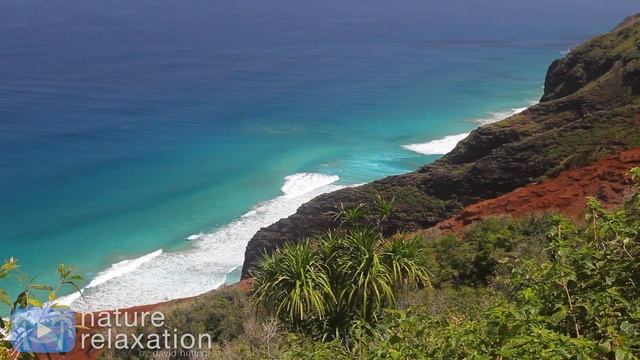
1, 0, 638, 310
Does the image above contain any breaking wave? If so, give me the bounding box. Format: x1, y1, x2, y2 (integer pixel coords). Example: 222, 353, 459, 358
65, 173, 342, 311
402, 104, 533, 155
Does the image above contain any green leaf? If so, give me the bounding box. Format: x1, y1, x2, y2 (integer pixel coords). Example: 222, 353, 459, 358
550, 305, 568, 324
597, 341, 611, 354
30, 284, 53, 291
615, 348, 634, 360
27, 297, 43, 307
0, 289, 11, 306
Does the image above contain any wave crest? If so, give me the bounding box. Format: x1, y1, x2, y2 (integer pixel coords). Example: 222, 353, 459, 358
403, 105, 531, 156
56, 249, 163, 306
473, 107, 528, 125
66, 173, 342, 311
402, 133, 469, 155
281, 173, 340, 197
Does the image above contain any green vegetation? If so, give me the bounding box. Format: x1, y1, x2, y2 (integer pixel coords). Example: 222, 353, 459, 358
252, 209, 429, 341
106, 170, 640, 359
270, 171, 640, 359
1, 174, 632, 360
0, 259, 83, 359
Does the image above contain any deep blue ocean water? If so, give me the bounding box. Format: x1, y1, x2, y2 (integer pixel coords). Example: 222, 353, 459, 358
1, 0, 638, 310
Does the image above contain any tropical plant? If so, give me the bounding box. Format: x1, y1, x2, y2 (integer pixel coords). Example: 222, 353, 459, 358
337, 228, 395, 322
251, 168, 640, 359
252, 241, 333, 328
252, 205, 430, 341
373, 194, 395, 235
114, 167, 640, 359
333, 202, 366, 229
381, 235, 430, 290
0, 258, 18, 317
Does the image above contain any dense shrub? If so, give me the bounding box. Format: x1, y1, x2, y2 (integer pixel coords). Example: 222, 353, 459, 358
422, 213, 554, 287
101, 287, 246, 360
162, 288, 246, 344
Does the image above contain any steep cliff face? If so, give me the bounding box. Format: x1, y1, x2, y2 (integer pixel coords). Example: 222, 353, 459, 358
241, 15, 640, 278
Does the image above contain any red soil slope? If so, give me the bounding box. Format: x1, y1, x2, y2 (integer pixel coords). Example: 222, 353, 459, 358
437, 148, 640, 233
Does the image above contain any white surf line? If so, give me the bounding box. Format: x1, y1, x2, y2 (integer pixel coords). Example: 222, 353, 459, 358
403, 104, 534, 155
65, 173, 344, 312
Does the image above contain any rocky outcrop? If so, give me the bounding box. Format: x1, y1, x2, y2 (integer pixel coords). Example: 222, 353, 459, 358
541, 16, 640, 102
241, 14, 640, 278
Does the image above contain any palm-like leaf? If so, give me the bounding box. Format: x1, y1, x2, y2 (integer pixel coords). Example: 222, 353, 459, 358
338, 228, 394, 321
382, 236, 431, 289
373, 194, 395, 222
253, 241, 334, 324
333, 203, 366, 228
252, 206, 432, 338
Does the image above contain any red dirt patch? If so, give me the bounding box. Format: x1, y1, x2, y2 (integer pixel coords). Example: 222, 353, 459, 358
436, 148, 640, 233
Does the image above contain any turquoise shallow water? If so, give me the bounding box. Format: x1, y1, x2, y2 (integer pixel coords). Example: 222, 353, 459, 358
1, 0, 638, 309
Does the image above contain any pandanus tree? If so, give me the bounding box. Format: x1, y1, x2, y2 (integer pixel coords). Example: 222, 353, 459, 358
252, 195, 430, 339
337, 228, 394, 323
252, 241, 333, 328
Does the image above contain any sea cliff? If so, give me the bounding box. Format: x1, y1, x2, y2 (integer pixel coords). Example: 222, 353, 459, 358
241, 14, 640, 277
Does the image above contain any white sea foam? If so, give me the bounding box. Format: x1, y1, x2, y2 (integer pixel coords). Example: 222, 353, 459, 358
402, 105, 532, 155
186, 232, 204, 241
402, 133, 469, 155
66, 173, 342, 311
281, 173, 340, 197
472, 107, 528, 125
56, 250, 163, 306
